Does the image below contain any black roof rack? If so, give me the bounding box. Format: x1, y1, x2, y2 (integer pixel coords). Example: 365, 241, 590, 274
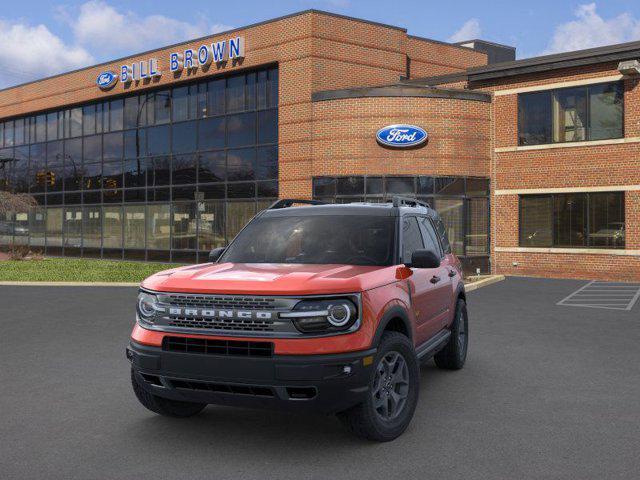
268, 199, 327, 209
391, 196, 431, 209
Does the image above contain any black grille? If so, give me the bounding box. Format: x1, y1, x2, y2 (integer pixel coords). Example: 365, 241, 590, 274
163, 294, 277, 310
162, 336, 274, 357
167, 317, 275, 332
169, 379, 274, 397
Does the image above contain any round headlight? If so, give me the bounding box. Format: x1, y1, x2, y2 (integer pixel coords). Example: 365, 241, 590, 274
327, 303, 352, 327
137, 292, 158, 321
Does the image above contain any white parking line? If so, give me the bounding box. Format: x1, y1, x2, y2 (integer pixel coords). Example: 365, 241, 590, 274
557, 280, 640, 311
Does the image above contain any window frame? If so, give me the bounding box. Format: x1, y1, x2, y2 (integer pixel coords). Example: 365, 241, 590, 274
518, 192, 625, 249
517, 81, 624, 146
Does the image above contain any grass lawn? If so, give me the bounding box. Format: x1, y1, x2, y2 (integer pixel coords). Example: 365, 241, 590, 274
0, 258, 184, 283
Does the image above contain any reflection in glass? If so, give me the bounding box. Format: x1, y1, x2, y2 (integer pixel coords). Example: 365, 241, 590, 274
124, 205, 145, 249
147, 204, 170, 250
172, 202, 197, 250
103, 206, 123, 248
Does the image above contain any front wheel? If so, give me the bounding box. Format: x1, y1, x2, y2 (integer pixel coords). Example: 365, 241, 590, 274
337, 332, 419, 442
131, 369, 206, 418
434, 298, 468, 370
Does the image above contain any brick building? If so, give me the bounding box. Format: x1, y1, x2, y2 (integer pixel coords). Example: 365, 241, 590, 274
0, 9, 638, 281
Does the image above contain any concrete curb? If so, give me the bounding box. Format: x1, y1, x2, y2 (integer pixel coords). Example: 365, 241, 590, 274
0, 281, 140, 287
464, 275, 505, 292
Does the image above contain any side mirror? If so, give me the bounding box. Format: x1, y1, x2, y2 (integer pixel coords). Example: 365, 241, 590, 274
407, 249, 441, 269
208, 247, 226, 263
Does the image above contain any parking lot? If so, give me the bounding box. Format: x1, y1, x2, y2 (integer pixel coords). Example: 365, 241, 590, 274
1, 276, 639, 480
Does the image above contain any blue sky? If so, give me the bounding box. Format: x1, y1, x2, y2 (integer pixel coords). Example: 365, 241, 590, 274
1, 0, 640, 88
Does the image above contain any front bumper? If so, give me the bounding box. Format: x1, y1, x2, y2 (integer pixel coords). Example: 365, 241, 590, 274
127, 340, 376, 414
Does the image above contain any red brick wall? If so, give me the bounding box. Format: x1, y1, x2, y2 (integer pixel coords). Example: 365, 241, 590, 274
480, 63, 640, 281
406, 37, 487, 79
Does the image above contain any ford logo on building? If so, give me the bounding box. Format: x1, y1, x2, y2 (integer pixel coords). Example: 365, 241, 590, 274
376, 124, 428, 148
96, 71, 118, 90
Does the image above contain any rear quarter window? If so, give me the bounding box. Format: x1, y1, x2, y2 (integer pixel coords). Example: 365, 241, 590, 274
434, 218, 452, 254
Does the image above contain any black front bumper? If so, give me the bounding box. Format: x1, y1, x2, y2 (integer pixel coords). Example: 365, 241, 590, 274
127, 341, 376, 414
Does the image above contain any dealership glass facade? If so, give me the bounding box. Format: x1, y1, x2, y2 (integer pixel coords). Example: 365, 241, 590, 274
0, 66, 279, 262
312, 175, 490, 269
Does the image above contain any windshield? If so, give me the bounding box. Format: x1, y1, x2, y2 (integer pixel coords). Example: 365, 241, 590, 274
220, 215, 396, 266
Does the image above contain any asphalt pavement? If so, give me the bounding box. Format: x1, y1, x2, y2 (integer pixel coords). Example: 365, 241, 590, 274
1, 277, 639, 480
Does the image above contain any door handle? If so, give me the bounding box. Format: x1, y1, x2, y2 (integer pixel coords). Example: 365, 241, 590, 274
430, 275, 441, 284
448, 270, 457, 278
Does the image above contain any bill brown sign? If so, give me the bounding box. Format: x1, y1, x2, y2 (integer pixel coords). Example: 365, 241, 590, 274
96, 36, 245, 89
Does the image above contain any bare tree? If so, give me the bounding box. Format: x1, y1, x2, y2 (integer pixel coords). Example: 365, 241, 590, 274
0, 191, 37, 216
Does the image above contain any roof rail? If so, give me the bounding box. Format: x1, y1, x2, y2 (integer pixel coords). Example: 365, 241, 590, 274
391, 196, 431, 209
268, 199, 327, 209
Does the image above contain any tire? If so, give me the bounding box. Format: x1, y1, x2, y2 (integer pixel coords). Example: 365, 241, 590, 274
131, 369, 207, 418
337, 332, 419, 442
434, 298, 468, 370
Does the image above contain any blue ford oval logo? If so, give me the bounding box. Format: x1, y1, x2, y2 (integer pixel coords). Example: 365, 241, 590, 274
96, 71, 118, 90
376, 124, 428, 148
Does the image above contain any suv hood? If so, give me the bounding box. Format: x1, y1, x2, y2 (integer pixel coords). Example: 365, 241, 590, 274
141, 262, 397, 295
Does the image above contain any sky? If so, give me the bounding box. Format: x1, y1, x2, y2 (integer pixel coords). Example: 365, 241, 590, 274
1, 0, 640, 88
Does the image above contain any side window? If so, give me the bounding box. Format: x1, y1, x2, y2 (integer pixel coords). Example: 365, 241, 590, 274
402, 217, 424, 264
418, 217, 443, 257
434, 217, 452, 254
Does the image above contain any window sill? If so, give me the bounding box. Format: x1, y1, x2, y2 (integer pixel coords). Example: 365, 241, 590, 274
495, 137, 640, 153
495, 246, 639, 256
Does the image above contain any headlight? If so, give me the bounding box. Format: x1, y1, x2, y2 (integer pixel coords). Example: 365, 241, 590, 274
137, 291, 159, 323
280, 297, 358, 334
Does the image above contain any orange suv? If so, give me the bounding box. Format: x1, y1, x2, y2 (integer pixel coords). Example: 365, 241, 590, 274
127, 197, 468, 441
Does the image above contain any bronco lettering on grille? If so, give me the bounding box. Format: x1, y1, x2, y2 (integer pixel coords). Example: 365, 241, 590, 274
167, 308, 274, 320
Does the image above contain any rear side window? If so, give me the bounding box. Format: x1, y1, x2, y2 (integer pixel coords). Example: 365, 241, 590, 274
418, 217, 443, 257
402, 217, 424, 264
434, 217, 452, 254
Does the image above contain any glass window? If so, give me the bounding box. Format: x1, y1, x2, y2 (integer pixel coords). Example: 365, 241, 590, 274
124, 96, 139, 129
434, 199, 463, 255
588, 192, 625, 248
225, 202, 256, 240
13, 146, 29, 193
83, 106, 96, 136
46, 141, 64, 193
268, 68, 279, 108
198, 151, 225, 183
554, 194, 587, 247
313, 177, 336, 197
172, 154, 197, 185
466, 178, 489, 196
83, 135, 102, 163
172, 121, 197, 154
418, 217, 442, 257
257, 109, 277, 144
69, 108, 83, 138
435, 177, 464, 195
207, 79, 225, 116
257, 70, 268, 110
109, 99, 124, 131
589, 83, 623, 141
147, 204, 170, 250
147, 125, 170, 155
82, 206, 101, 248
227, 112, 256, 147
520, 195, 553, 247
4, 121, 14, 146
103, 206, 123, 248
147, 156, 171, 186
154, 91, 171, 124
518, 91, 552, 145
63, 207, 82, 248
29, 207, 46, 247
172, 202, 197, 250
63, 138, 82, 192
14, 118, 25, 145
102, 160, 122, 190
124, 129, 145, 158
103, 132, 123, 160
365, 177, 383, 195
227, 148, 255, 181
123, 158, 145, 188
226, 75, 245, 113
198, 200, 225, 251
336, 177, 364, 196
553, 87, 587, 143
29, 143, 46, 193
466, 198, 489, 255
83, 161, 101, 191
387, 177, 414, 195
124, 205, 145, 249
35, 115, 47, 143
256, 146, 277, 180
45, 207, 63, 247
246, 72, 256, 110
172, 86, 190, 122
96, 103, 104, 134
402, 217, 424, 264
198, 117, 225, 150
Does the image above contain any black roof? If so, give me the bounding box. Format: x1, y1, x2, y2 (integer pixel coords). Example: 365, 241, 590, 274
467, 39, 640, 81
262, 201, 435, 218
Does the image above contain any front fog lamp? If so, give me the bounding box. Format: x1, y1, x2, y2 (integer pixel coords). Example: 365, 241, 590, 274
283, 298, 358, 333
137, 291, 159, 322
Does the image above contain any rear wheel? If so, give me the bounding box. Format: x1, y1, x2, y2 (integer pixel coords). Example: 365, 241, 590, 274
337, 332, 419, 442
434, 298, 468, 370
131, 369, 206, 417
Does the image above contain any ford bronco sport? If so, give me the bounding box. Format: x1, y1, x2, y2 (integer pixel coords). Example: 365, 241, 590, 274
127, 197, 468, 441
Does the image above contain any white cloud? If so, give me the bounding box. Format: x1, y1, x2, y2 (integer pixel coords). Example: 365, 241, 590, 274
448, 19, 481, 43
68, 1, 232, 57
0, 20, 93, 88
543, 3, 640, 54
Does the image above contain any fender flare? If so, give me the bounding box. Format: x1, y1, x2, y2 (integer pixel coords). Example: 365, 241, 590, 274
371, 305, 413, 347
